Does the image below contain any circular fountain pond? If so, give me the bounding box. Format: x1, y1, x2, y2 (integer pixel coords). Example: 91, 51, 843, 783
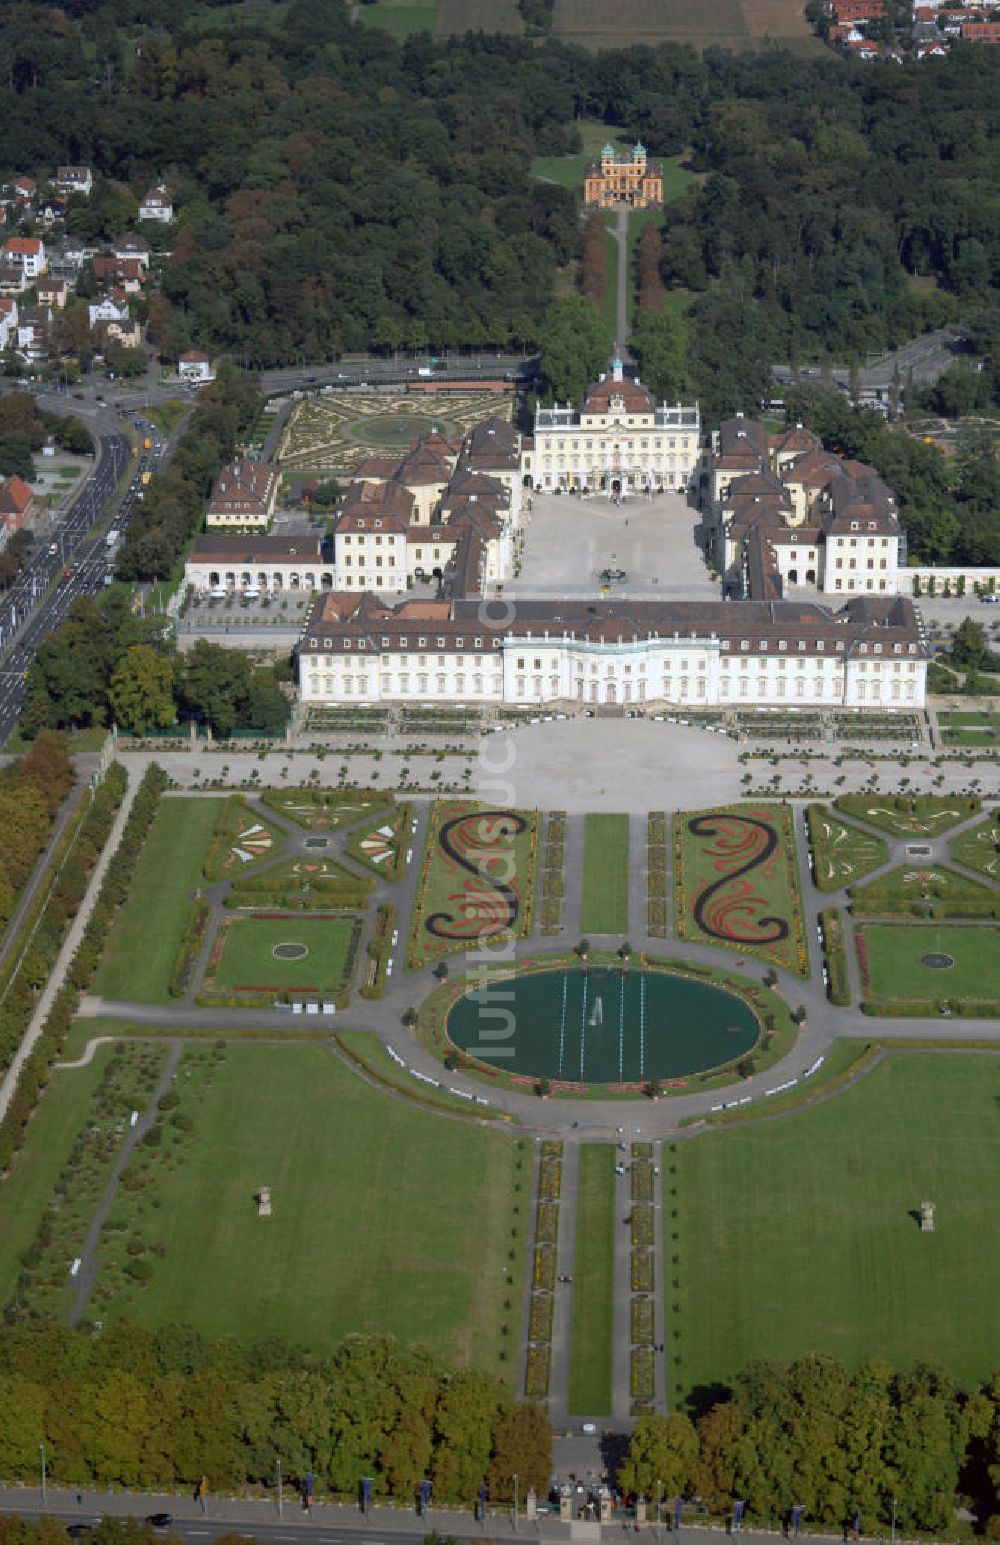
447, 965, 759, 1086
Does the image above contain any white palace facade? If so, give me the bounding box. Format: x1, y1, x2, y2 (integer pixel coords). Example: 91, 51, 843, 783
523, 358, 700, 495
299, 594, 928, 711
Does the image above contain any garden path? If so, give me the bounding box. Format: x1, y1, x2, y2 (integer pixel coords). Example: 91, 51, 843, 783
548, 1140, 578, 1424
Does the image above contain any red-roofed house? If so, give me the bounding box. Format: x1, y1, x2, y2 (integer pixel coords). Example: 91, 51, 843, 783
138, 185, 174, 223
5, 237, 45, 278
178, 350, 215, 383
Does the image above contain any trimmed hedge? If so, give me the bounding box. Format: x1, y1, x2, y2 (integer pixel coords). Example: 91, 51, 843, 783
360, 902, 397, 1000
819, 907, 851, 1007
168, 897, 211, 999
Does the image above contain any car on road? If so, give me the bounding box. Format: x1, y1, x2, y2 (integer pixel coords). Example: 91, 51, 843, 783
66, 1524, 94, 1537
144, 1514, 173, 1528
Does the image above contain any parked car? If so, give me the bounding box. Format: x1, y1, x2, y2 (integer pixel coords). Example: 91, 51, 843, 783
145, 1514, 173, 1528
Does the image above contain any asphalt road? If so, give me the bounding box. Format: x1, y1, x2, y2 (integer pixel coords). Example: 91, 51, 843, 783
0, 400, 164, 742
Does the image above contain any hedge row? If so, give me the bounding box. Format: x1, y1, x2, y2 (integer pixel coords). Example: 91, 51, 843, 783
360, 903, 397, 1000
819, 907, 851, 1007
0, 765, 136, 1172
224, 890, 370, 912
68, 765, 169, 993
168, 898, 211, 999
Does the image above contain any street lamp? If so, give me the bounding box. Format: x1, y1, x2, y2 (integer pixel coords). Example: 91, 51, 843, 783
40, 1443, 47, 1507
276, 1457, 283, 1520
656, 1481, 663, 1536
513, 1473, 518, 1533
891, 1498, 896, 1545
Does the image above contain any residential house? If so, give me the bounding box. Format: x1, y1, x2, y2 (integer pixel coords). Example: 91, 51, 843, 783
0, 263, 25, 297
6, 237, 45, 279
113, 235, 151, 268
138, 185, 174, 223
46, 237, 88, 278
962, 17, 1000, 36
16, 305, 51, 363
5, 176, 36, 203
0, 297, 17, 349
53, 166, 93, 198
35, 278, 68, 309
88, 293, 130, 328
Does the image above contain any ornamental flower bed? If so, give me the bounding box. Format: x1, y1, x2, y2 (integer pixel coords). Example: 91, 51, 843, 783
856, 929, 871, 992
631, 1163, 654, 1203
538, 1157, 562, 1201
674, 803, 808, 975
529, 1295, 554, 1342
631, 1348, 655, 1400
406, 799, 539, 968
631, 1248, 654, 1294
525, 1343, 551, 1399
631, 1206, 654, 1248
631, 1298, 654, 1346
535, 1201, 559, 1244
532, 1245, 557, 1292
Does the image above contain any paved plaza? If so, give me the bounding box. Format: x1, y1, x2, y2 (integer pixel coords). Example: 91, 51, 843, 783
505, 489, 717, 601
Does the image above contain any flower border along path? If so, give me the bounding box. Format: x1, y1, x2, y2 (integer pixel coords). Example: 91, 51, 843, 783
674, 803, 808, 976
406, 799, 539, 969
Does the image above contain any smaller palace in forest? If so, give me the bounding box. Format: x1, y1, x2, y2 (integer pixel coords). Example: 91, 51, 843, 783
584, 141, 663, 209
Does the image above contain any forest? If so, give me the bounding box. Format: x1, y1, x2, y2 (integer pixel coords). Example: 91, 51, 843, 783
0, 2, 998, 400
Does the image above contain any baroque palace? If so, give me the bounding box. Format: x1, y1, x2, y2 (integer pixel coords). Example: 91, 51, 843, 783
584, 141, 664, 209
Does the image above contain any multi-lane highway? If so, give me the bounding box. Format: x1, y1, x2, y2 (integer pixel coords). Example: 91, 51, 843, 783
0, 397, 164, 743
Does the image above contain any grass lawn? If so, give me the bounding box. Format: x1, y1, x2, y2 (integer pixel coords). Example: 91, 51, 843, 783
530, 119, 623, 187
857, 922, 1000, 1012
144, 400, 189, 436
938, 711, 1000, 747
262, 788, 392, 832
808, 805, 887, 892
95, 1043, 526, 1371
850, 865, 995, 914
835, 793, 981, 838
359, 0, 440, 38
580, 813, 630, 935
407, 800, 538, 968
94, 797, 222, 1004
206, 914, 359, 994
950, 815, 1000, 879
674, 804, 808, 975
202, 798, 285, 882
568, 1144, 615, 1415
672, 1054, 1000, 1404
0, 1047, 112, 1306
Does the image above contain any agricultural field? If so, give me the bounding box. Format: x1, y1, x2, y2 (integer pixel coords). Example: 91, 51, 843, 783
580, 813, 630, 934
358, 0, 441, 39
437, 0, 523, 33
203, 914, 361, 996
82, 1043, 527, 1371
674, 804, 808, 974
834, 794, 981, 838
856, 923, 1000, 1013
93, 798, 223, 1005
568, 1145, 615, 1415
808, 805, 887, 892
671, 1054, 1000, 1404
407, 800, 539, 967
550, 0, 818, 52
950, 815, 1000, 879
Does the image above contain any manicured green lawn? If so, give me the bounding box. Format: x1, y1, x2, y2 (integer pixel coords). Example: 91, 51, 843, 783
568, 1144, 616, 1414
672, 1054, 1000, 1403
530, 120, 622, 188
580, 813, 630, 934
950, 816, 1000, 879
207, 915, 358, 993
674, 804, 807, 974
857, 922, 1000, 1010
808, 805, 887, 892
938, 711, 1000, 747
96, 1043, 526, 1371
408, 800, 538, 967
94, 797, 223, 1003
835, 794, 981, 838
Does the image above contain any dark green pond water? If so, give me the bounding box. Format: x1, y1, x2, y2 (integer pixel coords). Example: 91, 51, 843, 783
447, 966, 759, 1085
